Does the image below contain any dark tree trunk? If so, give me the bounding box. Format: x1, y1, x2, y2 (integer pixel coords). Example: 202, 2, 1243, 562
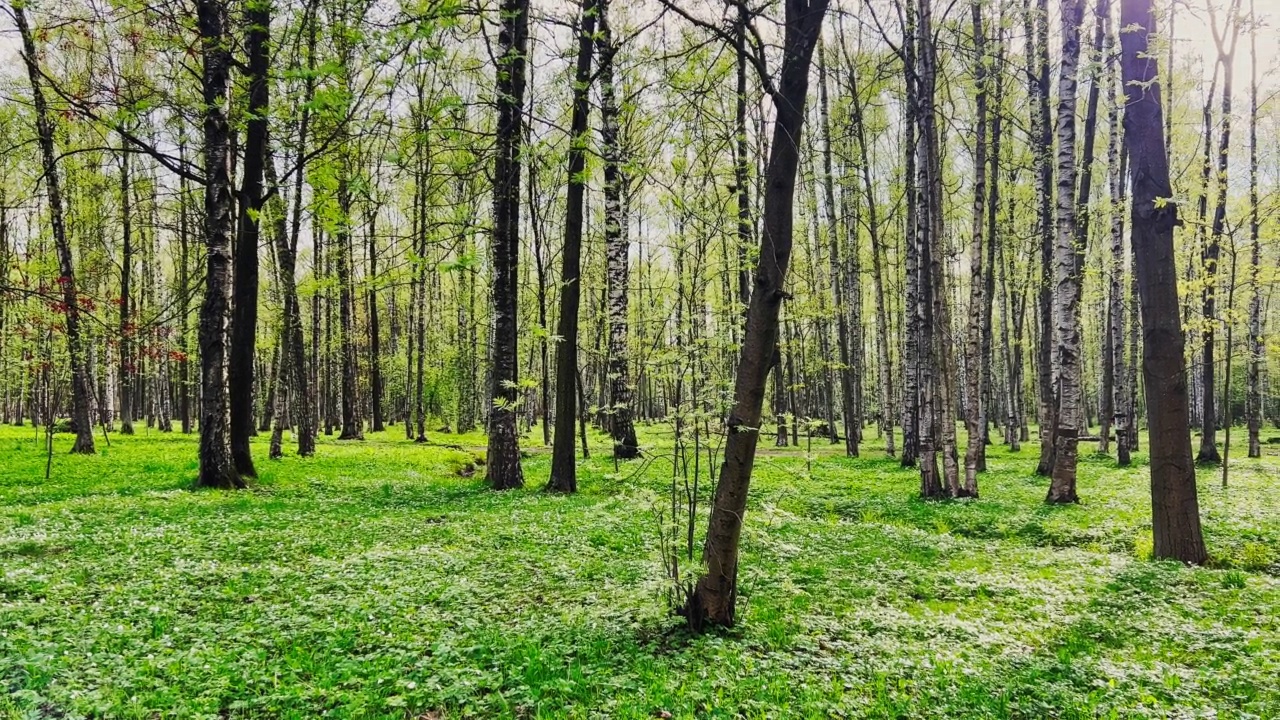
1119, 0, 1207, 564
681, 0, 828, 630
178, 142, 193, 434
485, 0, 530, 489
15, 4, 96, 455
336, 170, 363, 440
194, 0, 243, 488
1030, 0, 1056, 477
547, 0, 598, 493
118, 144, 135, 435
229, 0, 271, 476
366, 204, 384, 432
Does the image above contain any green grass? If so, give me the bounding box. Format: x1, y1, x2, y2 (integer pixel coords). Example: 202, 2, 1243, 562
1, 420, 1279, 718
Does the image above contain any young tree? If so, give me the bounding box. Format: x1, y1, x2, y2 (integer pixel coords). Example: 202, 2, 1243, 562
13, 2, 97, 455
1245, 0, 1262, 458
1196, 0, 1242, 465
678, 0, 829, 629
1119, 0, 1207, 564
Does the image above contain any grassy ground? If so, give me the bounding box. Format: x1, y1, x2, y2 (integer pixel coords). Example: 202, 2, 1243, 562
1, 420, 1278, 719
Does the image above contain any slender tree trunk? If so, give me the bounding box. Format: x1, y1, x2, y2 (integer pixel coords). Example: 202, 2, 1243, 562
980, 11, 1006, 469
14, 3, 96, 455
267, 151, 315, 457
1029, 0, 1056, 477
178, 141, 193, 434
547, 0, 598, 493
1047, 0, 1085, 504
818, 41, 857, 457
367, 204, 384, 433
1246, 0, 1262, 458
900, 0, 921, 469
1105, 21, 1131, 466
1198, 2, 1241, 464
963, 0, 989, 497
1119, 0, 1206, 564
1075, 0, 1106, 447
849, 65, 895, 457
229, 0, 270, 476
118, 144, 135, 435
599, 2, 639, 460
486, 0, 530, 489
918, 0, 958, 498
682, 0, 828, 630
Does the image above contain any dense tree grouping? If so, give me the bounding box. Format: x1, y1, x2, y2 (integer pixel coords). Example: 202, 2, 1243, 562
1, 0, 1276, 629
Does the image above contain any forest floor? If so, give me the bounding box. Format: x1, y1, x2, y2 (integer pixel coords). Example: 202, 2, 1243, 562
2, 421, 1279, 719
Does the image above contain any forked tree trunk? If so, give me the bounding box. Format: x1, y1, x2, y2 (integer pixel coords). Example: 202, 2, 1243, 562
547, 0, 598, 494
486, 0, 530, 490
599, 0, 639, 460
1119, 0, 1207, 564
1047, 0, 1084, 504
15, 4, 96, 455
682, 0, 828, 630
1197, 1, 1241, 465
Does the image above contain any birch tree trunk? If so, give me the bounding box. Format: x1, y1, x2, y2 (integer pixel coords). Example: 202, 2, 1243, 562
1029, 0, 1056, 477
194, 0, 242, 487
963, 0, 988, 498
1105, 18, 1131, 466
1047, 0, 1084, 504
1246, 0, 1262, 459
900, 0, 921, 469
599, 0, 639, 460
